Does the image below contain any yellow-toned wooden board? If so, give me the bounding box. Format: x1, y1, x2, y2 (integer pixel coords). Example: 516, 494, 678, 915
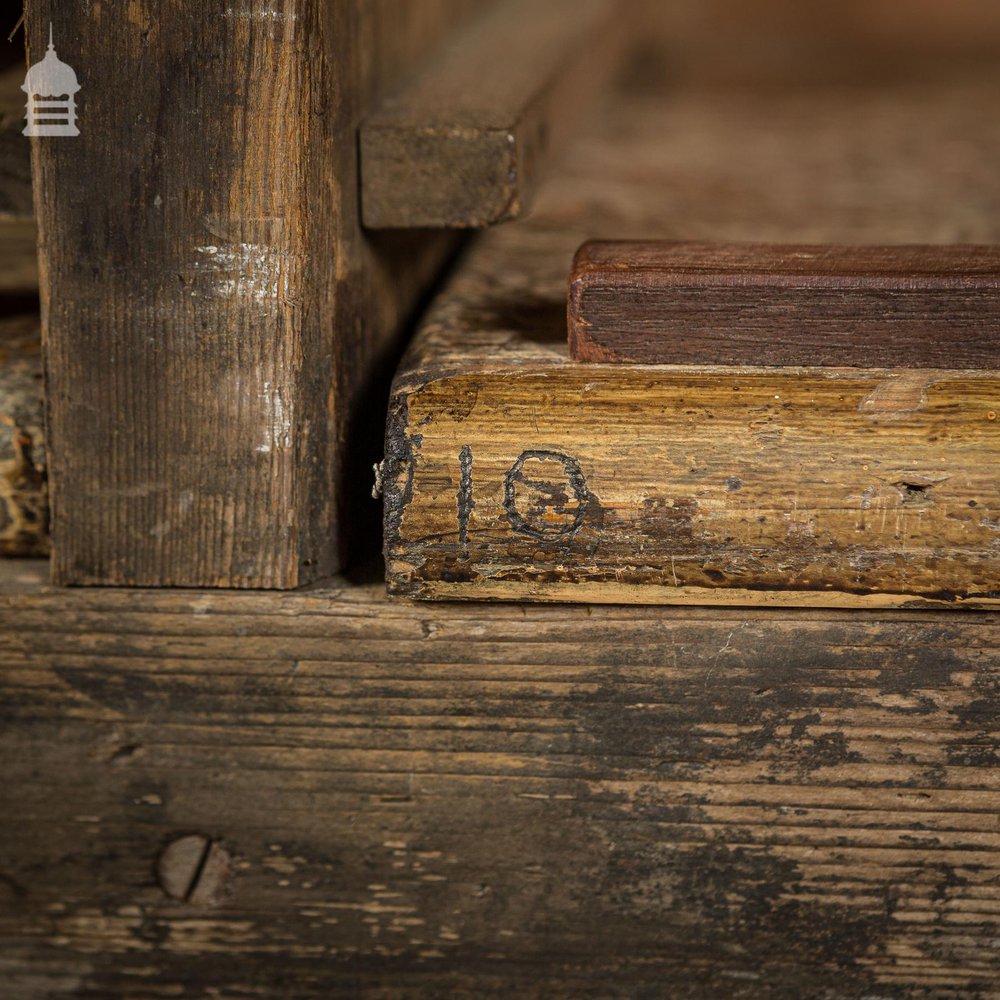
386, 355, 1000, 607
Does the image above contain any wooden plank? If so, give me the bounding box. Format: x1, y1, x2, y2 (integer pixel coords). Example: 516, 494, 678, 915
386, 346, 1000, 608
382, 80, 1000, 609
0, 63, 32, 223
1, 558, 1000, 997
569, 241, 1000, 368
26, 2, 471, 588
360, 0, 627, 228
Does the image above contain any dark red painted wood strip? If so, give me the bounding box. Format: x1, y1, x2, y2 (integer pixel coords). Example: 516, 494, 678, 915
569, 241, 1000, 368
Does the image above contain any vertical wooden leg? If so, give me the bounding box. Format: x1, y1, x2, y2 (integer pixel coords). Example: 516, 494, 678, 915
29, 1, 463, 587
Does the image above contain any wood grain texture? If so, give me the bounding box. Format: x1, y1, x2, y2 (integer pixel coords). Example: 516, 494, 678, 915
1, 559, 1000, 997
29, 1, 462, 588
383, 82, 1000, 609
386, 347, 1000, 608
569, 241, 1000, 368
360, 0, 628, 228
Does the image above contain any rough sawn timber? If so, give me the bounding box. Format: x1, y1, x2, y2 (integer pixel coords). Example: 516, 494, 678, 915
1, 560, 1000, 997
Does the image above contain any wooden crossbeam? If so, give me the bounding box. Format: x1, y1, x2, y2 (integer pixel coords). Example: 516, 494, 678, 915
361, 0, 628, 228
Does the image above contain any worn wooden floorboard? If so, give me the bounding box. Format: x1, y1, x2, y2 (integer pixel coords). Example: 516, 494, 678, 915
1, 560, 1000, 998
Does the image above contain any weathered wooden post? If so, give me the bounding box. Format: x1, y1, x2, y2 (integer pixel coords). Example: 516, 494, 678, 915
27, 0, 464, 587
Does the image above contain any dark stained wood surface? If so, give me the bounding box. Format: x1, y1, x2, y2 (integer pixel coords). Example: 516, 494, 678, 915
2, 558, 1000, 997
360, 0, 628, 228
28, 1, 464, 588
569, 241, 1000, 367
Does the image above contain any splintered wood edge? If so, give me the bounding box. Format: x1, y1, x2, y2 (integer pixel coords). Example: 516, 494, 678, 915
360, 0, 628, 228
390, 577, 1000, 610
